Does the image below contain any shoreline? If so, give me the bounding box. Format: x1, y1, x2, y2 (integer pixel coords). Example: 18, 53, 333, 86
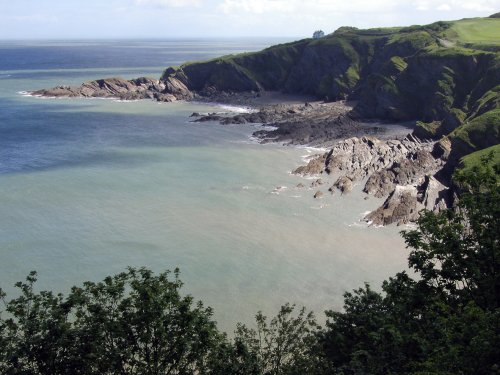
23, 86, 451, 226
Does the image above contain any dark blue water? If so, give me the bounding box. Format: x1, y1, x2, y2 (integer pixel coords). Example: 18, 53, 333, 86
0, 38, 290, 174
0, 39, 289, 71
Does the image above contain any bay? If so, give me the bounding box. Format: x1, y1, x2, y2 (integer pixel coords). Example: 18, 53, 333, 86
0, 39, 409, 331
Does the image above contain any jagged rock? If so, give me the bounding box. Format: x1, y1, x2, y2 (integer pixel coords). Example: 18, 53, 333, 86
314, 191, 324, 199
293, 154, 327, 175
432, 138, 451, 160
194, 115, 224, 122
419, 175, 449, 211
365, 186, 419, 226
31, 77, 169, 101
334, 176, 353, 194
296, 136, 441, 185
293, 135, 448, 225
364, 175, 449, 226
162, 75, 192, 99
364, 149, 439, 197
155, 93, 177, 102
364, 170, 396, 198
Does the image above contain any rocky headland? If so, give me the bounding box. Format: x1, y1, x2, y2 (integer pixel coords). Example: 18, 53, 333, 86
29, 15, 499, 225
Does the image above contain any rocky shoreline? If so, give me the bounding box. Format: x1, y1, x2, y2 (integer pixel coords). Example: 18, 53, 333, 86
293, 135, 450, 226
30, 79, 452, 226
190, 100, 409, 147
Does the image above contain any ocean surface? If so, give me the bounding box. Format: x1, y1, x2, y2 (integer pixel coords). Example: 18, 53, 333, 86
0, 39, 410, 332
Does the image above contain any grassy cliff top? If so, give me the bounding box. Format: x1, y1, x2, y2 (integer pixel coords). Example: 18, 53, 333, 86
459, 144, 500, 172
447, 17, 500, 46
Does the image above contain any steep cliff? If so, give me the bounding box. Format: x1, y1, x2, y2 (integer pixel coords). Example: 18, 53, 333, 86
160, 17, 499, 160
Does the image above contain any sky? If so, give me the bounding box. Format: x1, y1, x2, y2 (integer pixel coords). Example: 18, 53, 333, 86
0, 0, 499, 39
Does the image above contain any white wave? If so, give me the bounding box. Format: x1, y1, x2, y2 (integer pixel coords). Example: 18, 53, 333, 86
348, 220, 369, 228
270, 186, 288, 195
217, 104, 255, 114
310, 203, 330, 210
258, 125, 278, 131
112, 99, 140, 103
295, 145, 329, 153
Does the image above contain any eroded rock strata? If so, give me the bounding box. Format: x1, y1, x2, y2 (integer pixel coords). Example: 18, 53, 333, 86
30, 16, 499, 226
31, 76, 192, 102
293, 136, 450, 226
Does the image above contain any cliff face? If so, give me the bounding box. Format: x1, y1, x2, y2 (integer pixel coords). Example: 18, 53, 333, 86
33, 17, 499, 167
161, 18, 499, 161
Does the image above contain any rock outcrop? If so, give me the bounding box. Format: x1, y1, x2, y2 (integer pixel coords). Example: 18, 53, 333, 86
293, 135, 449, 225
29, 16, 498, 227
365, 176, 448, 226
31, 76, 193, 102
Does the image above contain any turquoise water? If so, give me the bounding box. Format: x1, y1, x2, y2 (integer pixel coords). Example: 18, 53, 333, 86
0, 40, 409, 331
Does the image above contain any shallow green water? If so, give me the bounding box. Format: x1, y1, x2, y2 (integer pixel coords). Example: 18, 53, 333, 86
0, 40, 410, 332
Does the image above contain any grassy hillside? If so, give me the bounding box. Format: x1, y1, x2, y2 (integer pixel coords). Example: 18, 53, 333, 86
162, 16, 500, 162
459, 144, 500, 172
446, 18, 500, 47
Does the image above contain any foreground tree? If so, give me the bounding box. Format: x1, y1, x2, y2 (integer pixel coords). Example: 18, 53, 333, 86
321, 154, 500, 374
0, 268, 224, 375
404, 155, 499, 309
1, 154, 498, 374
232, 304, 325, 375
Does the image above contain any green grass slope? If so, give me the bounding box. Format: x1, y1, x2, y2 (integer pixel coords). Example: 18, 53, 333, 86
162, 16, 500, 162
459, 144, 500, 172
446, 18, 500, 47
449, 109, 500, 159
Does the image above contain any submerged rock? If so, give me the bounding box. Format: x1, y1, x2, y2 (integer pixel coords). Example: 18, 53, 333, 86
314, 191, 324, 199
311, 179, 324, 187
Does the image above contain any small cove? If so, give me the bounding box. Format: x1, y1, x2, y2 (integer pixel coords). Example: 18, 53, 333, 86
0, 39, 410, 332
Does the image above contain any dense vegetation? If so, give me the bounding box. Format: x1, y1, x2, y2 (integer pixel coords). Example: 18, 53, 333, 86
1, 154, 498, 374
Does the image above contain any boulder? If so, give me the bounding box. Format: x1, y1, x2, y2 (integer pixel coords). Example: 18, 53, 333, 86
314, 191, 324, 199
334, 176, 353, 194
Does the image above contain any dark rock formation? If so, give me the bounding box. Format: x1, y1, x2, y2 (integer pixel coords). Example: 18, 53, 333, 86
31, 76, 193, 102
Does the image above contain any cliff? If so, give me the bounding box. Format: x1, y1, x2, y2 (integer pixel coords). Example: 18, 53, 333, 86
158, 17, 499, 160
31, 16, 499, 225
33, 17, 499, 163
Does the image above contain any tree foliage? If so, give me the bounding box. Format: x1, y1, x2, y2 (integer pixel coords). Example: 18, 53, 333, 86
1, 155, 498, 374
321, 154, 500, 374
0, 268, 222, 375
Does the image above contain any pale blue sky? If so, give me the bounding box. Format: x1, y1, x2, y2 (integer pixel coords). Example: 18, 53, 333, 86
1, 0, 498, 39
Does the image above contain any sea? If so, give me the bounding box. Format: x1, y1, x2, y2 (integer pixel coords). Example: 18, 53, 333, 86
0, 39, 409, 332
